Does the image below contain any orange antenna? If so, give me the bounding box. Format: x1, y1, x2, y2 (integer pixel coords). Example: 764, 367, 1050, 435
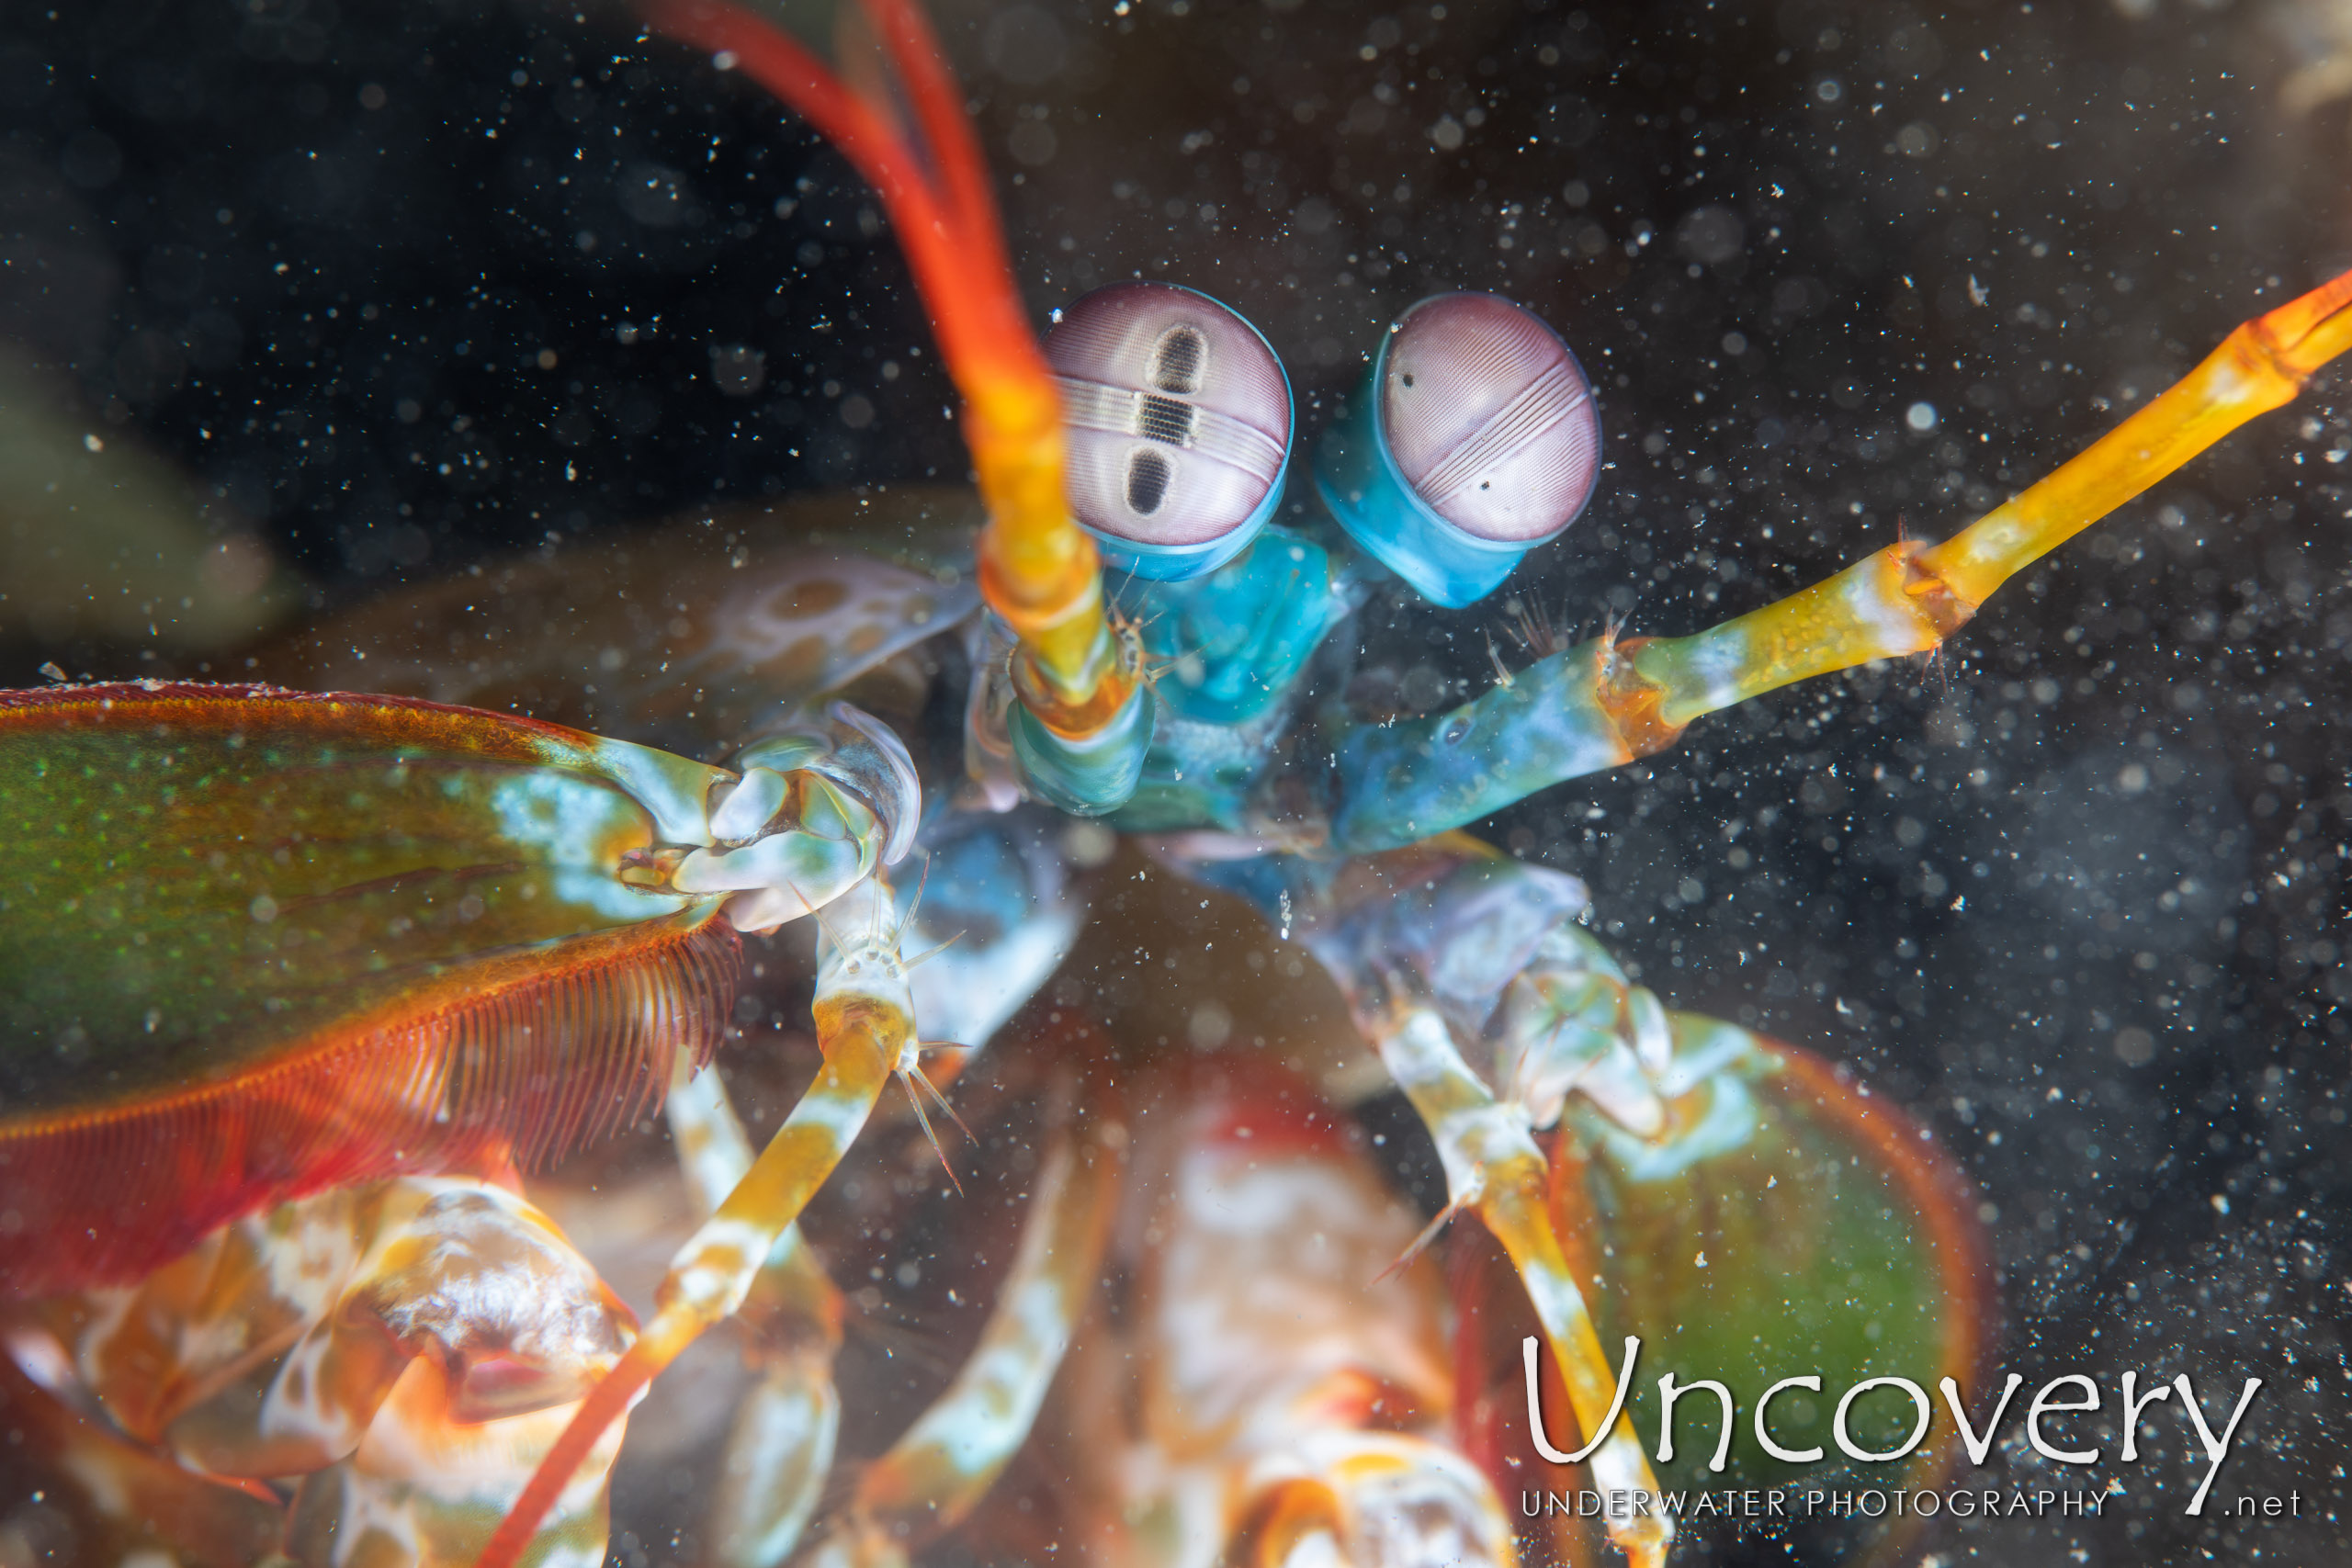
641, 0, 1131, 734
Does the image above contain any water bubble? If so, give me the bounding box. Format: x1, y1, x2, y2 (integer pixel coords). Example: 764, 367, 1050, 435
1674, 205, 1744, 266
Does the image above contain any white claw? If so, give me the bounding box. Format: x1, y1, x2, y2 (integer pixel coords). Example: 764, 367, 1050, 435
658, 710, 914, 935
1575, 1042, 1666, 1140
673, 826, 872, 935
1652, 1016, 1758, 1100
711, 766, 792, 843
720, 887, 808, 936
674, 830, 855, 897
1628, 986, 1674, 1075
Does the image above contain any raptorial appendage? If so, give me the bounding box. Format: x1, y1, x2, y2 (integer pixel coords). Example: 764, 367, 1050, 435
0, 684, 914, 1298
1273, 852, 1671, 1568
0, 682, 724, 1297
662, 701, 922, 932
0, 677, 942, 1567
1545, 1020, 1992, 1498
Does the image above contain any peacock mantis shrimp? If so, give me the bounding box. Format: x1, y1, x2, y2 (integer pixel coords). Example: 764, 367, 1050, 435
1, 1, 2347, 1565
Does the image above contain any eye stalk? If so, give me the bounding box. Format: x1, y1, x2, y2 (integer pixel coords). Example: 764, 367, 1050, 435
1317, 292, 1600, 607
1046, 281, 1294, 581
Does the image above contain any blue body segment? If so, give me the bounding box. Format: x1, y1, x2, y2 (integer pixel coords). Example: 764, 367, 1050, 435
1326, 640, 1628, 854
1166, 850, 1303, 919
1011, 682, 1156, 817
1112, 705, 1288, 833
892, 807, 1081, 1050
1315, 391, 1535, 608
1120, 526, 1351, 726
1100, 526, 1352, 832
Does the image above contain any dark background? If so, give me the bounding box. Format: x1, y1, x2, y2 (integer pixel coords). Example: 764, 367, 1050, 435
1, 0, 2347, 1563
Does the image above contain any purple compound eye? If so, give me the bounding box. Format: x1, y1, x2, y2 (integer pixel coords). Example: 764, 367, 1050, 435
1046, 281, 1293, 580
1380, 293, 1600, 542
1313, 293, 1601, 605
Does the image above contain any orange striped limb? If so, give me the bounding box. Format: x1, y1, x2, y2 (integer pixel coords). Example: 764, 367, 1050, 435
477, 879, 915, 1568
640, 0, 1134, 733
662, 1055, 848, 1565
1616, 263, 2352, 734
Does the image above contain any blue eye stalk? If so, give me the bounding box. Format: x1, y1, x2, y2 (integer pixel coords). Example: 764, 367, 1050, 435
1045, 281, 1295, 582
1317, 292, 1602, 607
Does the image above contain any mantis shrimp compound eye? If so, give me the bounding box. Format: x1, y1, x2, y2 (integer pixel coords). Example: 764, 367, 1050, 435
1317, 292, 1601, 607
1047, 280, 1294, 581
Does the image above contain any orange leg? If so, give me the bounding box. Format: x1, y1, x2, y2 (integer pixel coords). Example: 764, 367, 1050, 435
476, 880, 914, 1568
662, 1053, 849, 1567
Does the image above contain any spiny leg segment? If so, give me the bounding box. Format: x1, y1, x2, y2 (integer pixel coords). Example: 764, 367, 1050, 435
1257, 846, 1677, 1568
1252, 841, 1988, 1568
666, 1045, 1125, 1568
1365, 1000, 1671, 1568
